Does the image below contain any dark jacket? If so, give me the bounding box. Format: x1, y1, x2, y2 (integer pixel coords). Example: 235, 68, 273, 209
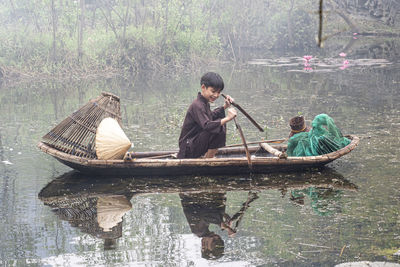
178, 93, 226, 158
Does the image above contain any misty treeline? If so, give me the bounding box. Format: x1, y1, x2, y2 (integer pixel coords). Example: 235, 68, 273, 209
330, 0, 399, 26
0, 0, 398, 79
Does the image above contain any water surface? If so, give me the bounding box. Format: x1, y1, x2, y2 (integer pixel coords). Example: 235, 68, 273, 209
1, 36, 400, 266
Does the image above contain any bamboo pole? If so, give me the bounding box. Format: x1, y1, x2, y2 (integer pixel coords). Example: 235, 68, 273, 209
224, 138, 287, 148
260, 142, 287, 159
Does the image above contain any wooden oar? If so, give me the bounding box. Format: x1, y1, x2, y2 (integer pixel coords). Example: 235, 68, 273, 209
233, 117, 252, 169
221, 93, 264, 132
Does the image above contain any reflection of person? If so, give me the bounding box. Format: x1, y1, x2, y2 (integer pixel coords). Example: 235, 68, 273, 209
289, 187, 343, 216
179, 191, 259, 259
179, 192, 234, 259
178, 72, 237, 159
201, 233, 225, 259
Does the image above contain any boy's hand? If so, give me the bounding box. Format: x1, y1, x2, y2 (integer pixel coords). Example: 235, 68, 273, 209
227, 108, 237, 120
223, 95, 235, 109
221, 108, 237, 125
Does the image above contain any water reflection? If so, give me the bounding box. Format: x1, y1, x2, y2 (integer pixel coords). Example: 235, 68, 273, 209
0, 34, 397, 264
180, 191, 259, 259
289, 187, 343, 216
39, 186, 134, 250
38, 169, 357, 258
248, 56, 392, 73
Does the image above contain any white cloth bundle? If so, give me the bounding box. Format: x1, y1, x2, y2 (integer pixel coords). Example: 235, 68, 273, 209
95, 117, 131, 160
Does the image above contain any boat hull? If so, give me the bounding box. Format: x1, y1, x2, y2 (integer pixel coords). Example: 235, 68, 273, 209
38, 135, 359, 177
55, 157, 326, 176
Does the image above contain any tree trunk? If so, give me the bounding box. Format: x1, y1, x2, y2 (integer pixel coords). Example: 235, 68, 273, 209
318, 0, 323, 47
122, 0, 130, 45
335, 9, 360, 32
91, 8, 96, 29
9, 0, 15, 14
287, 0, 294, 45
161, 0, 169, 57
51, 0, 57, 64
78, 0, 85, 63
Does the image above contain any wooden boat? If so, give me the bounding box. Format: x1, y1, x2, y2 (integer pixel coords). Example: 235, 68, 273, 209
38, 135, 359, 176
38, 92, 359, 177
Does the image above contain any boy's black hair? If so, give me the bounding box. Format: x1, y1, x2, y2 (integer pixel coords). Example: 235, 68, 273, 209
200, 72, 224, 91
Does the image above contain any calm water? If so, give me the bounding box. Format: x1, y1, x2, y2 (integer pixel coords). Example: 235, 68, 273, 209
1, 36, 400, 266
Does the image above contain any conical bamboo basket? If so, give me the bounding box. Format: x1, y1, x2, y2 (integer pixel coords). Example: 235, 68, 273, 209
41, 92, 122, 159
95, 117, 131, 160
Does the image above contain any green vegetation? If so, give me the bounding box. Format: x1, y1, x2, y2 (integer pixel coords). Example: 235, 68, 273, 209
0, 0, 398, 80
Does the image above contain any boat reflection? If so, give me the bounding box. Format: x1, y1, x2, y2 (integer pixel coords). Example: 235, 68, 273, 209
39, 186, 134, 250
38, 169, 357, 253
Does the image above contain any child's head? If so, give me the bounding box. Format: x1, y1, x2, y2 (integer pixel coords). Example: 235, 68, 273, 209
200, 72, 224, 92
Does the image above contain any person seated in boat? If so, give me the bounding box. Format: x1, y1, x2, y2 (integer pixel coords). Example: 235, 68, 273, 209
287, 114, 351, 156
177, 72, 237, 159
288, 115, 311, 138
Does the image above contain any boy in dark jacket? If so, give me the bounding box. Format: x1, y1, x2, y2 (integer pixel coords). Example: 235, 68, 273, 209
178, 72, 237, 159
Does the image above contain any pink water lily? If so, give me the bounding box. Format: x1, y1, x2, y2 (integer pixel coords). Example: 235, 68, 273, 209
339, 52, 347, 57
340, 59, 350, 70
302, 55, 313, 71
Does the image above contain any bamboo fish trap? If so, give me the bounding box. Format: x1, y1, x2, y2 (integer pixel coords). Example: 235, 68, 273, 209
41, 92, 122, 159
